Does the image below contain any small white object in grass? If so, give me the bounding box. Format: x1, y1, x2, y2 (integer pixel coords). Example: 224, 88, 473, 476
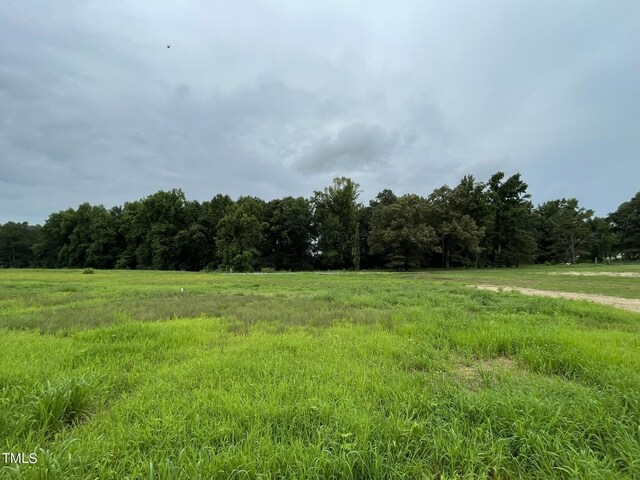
180, 288, 184, 293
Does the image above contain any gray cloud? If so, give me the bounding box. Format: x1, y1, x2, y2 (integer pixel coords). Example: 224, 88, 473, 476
294, 122, 400, 173
1, 1, 639, 223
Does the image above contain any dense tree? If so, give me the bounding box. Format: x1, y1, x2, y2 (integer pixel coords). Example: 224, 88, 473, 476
536, 198, 595, 264
216, 203, 264, 272
197, 194, 235, 269
115, 200, 144, 269
5, 174, 634, 272
355, 207, 373, 269
0, 222, 40, 267
60, 203, 92, 267
485, 172, 537, 266
174, 201, 207, 271
60, 203, 122, 268
438, 216, 484, 269
117, 190, 233, 270
116, 189, 189, 270
370, 189, 398, 209
33, 209, 77, 268
264, 197, 313, 270
352, 223, 361, 271
609, 191, 640, 260
450, 175, 492, 232
426, 185, 485, 269
369, 194, 438, 270
587, 216, 616, 263
533, 200, 558, 264
31, 204, 122, 268
356, 189, 398, 270
312, 177, 361, 269
85, 206, 123, 269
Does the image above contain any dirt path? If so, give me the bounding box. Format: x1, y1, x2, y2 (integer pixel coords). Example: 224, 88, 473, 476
550, 271, 640, 278
471, 285, 640, 313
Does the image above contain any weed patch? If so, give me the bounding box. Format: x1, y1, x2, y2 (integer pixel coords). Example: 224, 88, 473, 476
24, 377, 98, 437
453, 356, 519, 390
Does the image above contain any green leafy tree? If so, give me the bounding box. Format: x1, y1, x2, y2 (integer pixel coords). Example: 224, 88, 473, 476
370, 189, 398, 209
450, 175, 492, 233
438, 216, 484, 269
116, 200, 143, 269
175, 200, 208, 271
369, 194, 438, 270
352, 223, 361, 271
426, 185, 485, 269
359, 189, 398, 269
0, 222, 40, 267
355, 206, 374, 269
56, 203, 121, 268
216, 203, 264, 272
609, 191, 640, 260
587, 216, 616, 263
63, 203, 94, 267
264, 197, 313, 270
33, 208, 82, 268
197, 194, 234, 270
85, 206, 123, 269
312, 177, 360, 269
116, 189, 188, 270
33, 211, 65, 267
485, 172, 537, 266
536, 198, 595, 264
533, 200, 559, 264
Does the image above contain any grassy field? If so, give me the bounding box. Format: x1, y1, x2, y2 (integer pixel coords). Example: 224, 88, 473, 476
1, 266, 639, 479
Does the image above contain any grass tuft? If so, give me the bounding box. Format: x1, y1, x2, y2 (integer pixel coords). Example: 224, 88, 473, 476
26, 377, 96, 436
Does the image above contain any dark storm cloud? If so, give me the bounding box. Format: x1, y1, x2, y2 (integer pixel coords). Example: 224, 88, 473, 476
0, 1, 639, 223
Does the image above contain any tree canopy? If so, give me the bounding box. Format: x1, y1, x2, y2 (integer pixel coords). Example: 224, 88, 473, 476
1, 174, 637, 271
609, 192, 640, 260
311, 177, 360, 269
369, 194, 438, 270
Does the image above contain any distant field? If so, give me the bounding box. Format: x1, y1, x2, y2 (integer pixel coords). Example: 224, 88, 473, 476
1, 267, 639, 479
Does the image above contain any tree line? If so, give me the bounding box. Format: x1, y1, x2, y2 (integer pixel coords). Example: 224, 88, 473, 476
1, 172, 638, 270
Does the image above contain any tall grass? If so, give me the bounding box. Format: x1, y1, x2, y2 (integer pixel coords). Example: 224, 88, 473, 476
0, 268, 639, 478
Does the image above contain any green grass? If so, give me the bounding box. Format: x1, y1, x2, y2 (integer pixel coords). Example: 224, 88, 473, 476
0, 267, 639, 479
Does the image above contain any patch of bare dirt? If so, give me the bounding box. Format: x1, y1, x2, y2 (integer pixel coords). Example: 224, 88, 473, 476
550, 271, 640, 277
454, 357, 518, 389
471, 285, 640, 313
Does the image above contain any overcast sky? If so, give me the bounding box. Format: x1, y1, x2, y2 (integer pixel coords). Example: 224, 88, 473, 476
1, 1, 639, 224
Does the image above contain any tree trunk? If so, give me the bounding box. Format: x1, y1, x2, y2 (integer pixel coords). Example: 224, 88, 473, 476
570, 242, 576, 264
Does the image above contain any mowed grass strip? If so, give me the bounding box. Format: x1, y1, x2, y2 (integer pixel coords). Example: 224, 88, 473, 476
0, 268, 639, 479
